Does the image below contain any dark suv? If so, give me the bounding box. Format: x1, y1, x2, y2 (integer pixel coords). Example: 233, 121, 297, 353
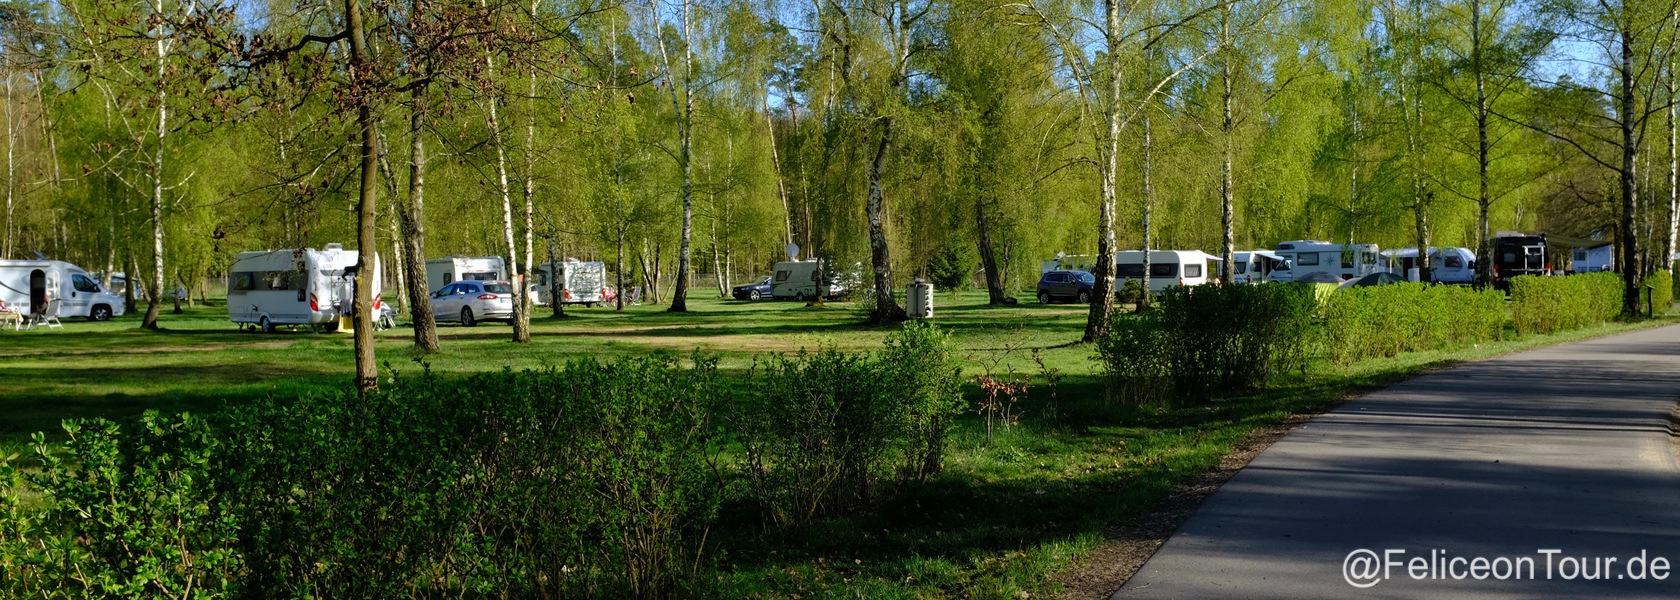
1037, 270, 1096, 304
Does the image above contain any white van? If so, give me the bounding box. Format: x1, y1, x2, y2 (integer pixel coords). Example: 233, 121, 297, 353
1231, 250, 1284, 284
533, 260, 609, 306
1381, 247, 1476, 283
1267, 240, 1382, 282
0, 260, 127, 321
228, 245, 382, 333
1114, 250, 1220, 292
425, 256, 506, 294
772, 260, 844, 300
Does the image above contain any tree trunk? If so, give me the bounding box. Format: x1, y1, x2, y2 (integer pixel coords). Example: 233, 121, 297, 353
400, 97, 440, 352
484, 38, 530, 343
1621, 28, 1642, 315
866, 115, 906, 322
766, 94, 793, 246
1140, 44, 1155, 308
547, 237, 564, 318
1475, 0, 1491, 284
1668, 26, 1678, 271
975, 197, 1006, 304
3, 68, 12, 259
519, 50, 537, 338
1083, 0, 1122, 342
141, 42, 167, 331
1219, 19, 1235, 282
665, 0, 695, 313
346, 0, 379, 393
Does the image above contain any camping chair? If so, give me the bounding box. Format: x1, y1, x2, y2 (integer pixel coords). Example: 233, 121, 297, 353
25, 299, 63, 331
627, 286, 644, 306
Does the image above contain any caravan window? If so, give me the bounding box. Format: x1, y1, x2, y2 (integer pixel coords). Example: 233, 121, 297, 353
1297, 253, 1320, 266
1573, 249, 1587, 261
1150, 263, 1177, 278
467, 272, 497, 281
1235, 262, 1248, 274
72, 274, 100, 293
1445, 256, 1464, 269
1116, 264, 1145, 278
231, 272, 255, 292
1183, 263, 1203, 278
774, 270, 791, 283
1340, 253, 1354, 268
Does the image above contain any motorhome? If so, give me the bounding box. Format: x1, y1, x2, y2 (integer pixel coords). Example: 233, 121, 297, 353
1266, 240, 1382, 283
1486, 232, 1549, 289
1230, 250, 1284, 284
771, 260, 844, 300
1114, 250, 1220, 292
0, 260, 126, 321
425, 256, 507, 294
533, 260, 609, 307
1380, 247, 1476, 284
228, 245, 382, 333
1571, 243, 1614, 273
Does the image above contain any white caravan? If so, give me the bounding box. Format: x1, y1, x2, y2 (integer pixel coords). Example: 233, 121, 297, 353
1266, 240, 1381, 283
1571, 243, 1614, 273
1380, 247, 1476, 284
533, 260, 609, 306
1230, 250, 1284, 284
1113, 250, 1220, 292
0, 260, 126, 321
772, 260, 844, 300
425, 256, 507, 294
228, 245, 382, 332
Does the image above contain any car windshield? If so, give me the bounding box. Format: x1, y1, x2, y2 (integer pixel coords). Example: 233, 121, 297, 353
1078, 272, 1094, 283
483, 283, 513, 294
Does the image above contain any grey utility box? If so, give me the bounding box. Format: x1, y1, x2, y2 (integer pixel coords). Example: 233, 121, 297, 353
906, 280, 934, 320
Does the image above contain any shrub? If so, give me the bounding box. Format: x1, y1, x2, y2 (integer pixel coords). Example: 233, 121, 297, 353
0, 413, 242, 599
1648, 269, 1673, 314
1511, 272, 1623, 335
222, 355, 723, 598
926, 243, 976, 292
1115, 279, 1147, 304
736, 323, 963, 529
1320, 283, 1506, 365
1096, 283, 1316, 404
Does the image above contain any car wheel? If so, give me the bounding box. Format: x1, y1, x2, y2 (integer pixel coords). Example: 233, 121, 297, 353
90, 305, 112, 322
259, 316, 275, 334
1038, 291, 1051, 304
461, 308, 477, 327
1078, 291, 1091, 304
750, 290, 761, 300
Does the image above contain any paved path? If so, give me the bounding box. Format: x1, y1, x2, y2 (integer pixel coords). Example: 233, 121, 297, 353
1118, 325, 1680, 599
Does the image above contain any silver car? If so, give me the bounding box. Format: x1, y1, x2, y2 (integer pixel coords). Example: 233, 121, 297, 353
430, 280, 515, 326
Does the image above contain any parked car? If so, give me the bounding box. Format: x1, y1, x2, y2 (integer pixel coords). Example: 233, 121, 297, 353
1037, 270, 1096, 304
732, 276, 773, 300
431, 280, 515, 326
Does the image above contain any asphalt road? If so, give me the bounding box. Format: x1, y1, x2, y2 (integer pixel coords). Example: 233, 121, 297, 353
1117, 325, 1680, 599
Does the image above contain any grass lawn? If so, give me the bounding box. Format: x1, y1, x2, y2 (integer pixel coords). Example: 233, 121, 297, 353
1, 290, 1671, 599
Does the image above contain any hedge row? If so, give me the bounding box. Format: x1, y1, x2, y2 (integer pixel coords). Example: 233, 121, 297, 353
1510, 272, 1623, 335
1321, 282, 1507, 365
1096, 283, 1316, 404
0, 324, 964, 599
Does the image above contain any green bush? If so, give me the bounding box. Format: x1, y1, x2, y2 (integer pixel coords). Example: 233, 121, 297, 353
736, 323, 963, 529
1096, 283, 1316, 403
1648, 269, 1674, 313
1320, 283, 1507, 365
220, 355, 723, 598
0, 413, 242, 599
1511, 272, 1623, 335
926, 243, 976, 292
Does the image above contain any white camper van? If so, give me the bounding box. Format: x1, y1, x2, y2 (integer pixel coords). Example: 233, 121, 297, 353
228, 245, 382, 333
533, 260, 609, 306
1230, 251, 1284, 284
425, 256, 507, 294
1114, 250, 1220, 292
772, 260, 844, 300
1381, 247, 1476, 283
0, 260, 126, 321
1267, 240, 1381, 282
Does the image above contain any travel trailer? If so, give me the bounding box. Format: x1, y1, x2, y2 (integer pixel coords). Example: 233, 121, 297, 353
1380, 247, 1476, 284
533, 260, 609, 307
1230, 250, 1284, 284
1266, 240, 1382, 282
425, 256, 507, 294
0, 260, 126, 321
1113, 250, 1220, 292
1571, 243, 1614, 273
771, 260, 844, 300
228, 245, 382, 333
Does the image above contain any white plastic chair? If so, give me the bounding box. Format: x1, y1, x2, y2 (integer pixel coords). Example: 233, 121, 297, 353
27, 299, 63, 330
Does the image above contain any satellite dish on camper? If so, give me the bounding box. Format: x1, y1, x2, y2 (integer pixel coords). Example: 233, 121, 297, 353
786, 243, 800, 261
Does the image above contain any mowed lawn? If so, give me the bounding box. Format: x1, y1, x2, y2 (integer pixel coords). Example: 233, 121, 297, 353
2, 290, 1672, 598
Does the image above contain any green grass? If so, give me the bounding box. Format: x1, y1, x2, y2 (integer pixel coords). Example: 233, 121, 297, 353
1, 290, 1671, 598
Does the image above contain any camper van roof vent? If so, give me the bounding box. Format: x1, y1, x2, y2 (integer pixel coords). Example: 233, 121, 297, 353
324, 243, 344, 251
1277, 243, 1294, 250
